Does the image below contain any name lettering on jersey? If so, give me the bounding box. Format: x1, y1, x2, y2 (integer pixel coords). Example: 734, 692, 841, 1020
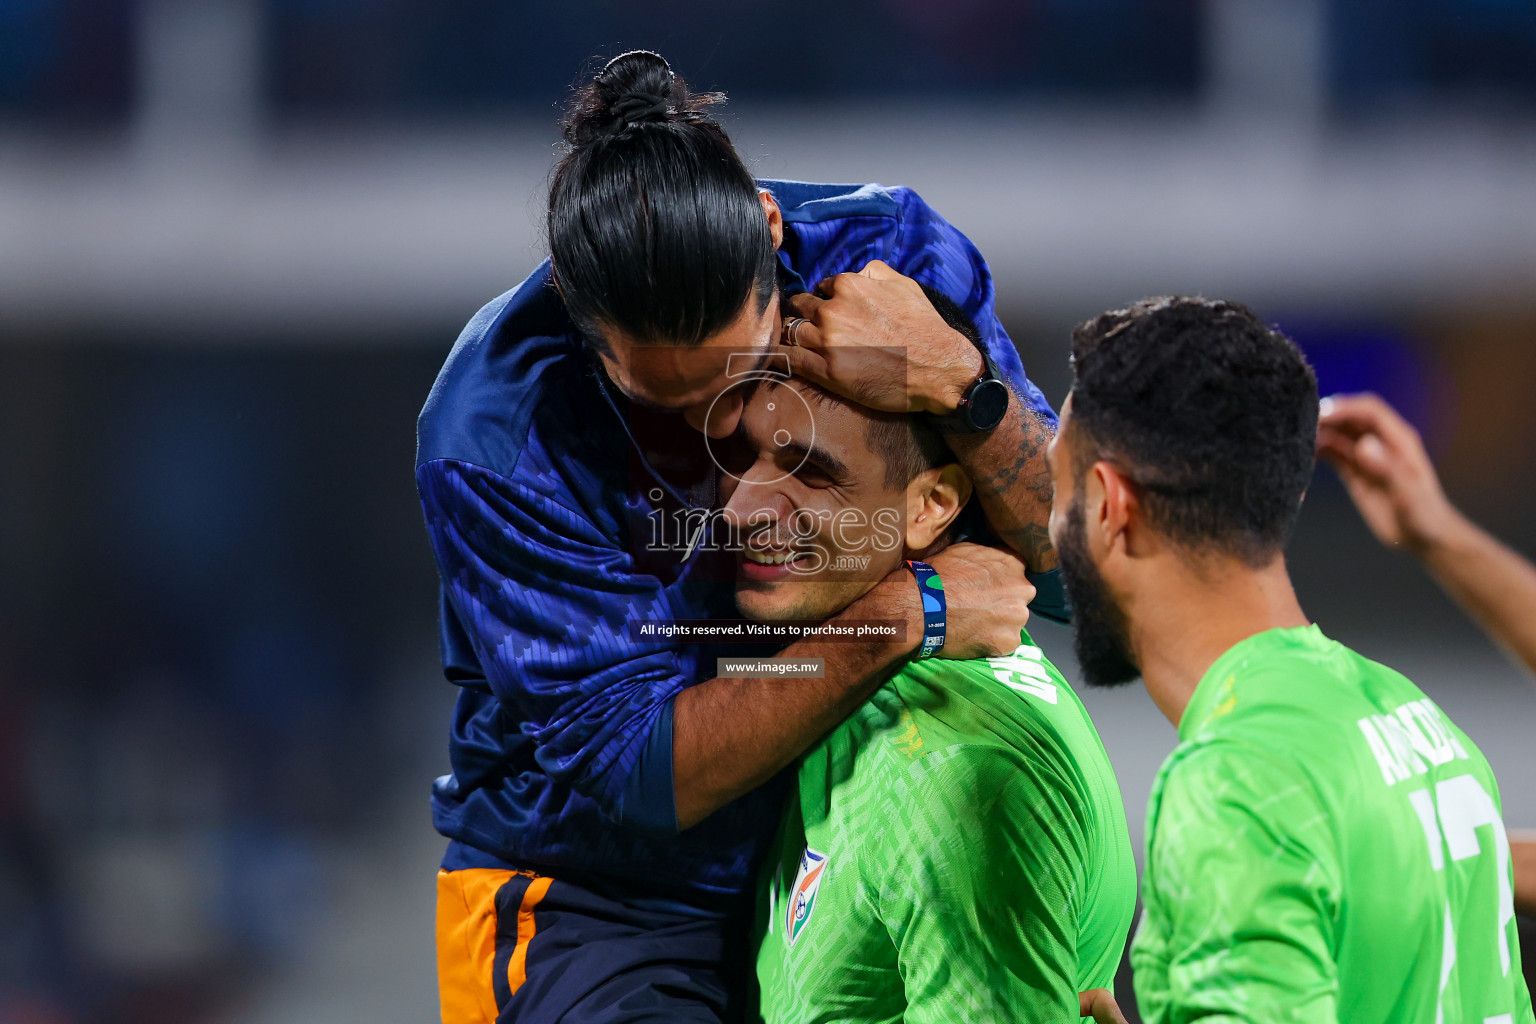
989, 644, 1058, 704
786, 847, 829, 949
1356, 698, 1469, 787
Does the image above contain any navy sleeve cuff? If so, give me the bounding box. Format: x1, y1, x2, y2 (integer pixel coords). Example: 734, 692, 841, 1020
1026, 568, 1072, 625
612, 696, 679, 836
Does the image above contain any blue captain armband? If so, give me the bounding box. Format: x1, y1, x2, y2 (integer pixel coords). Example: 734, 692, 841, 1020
906, 559, 946, 659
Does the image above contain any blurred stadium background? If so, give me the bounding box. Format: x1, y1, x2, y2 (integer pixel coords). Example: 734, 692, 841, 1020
1, 1, 1534, 1021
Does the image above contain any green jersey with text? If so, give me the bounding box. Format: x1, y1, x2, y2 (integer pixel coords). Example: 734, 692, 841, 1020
1133, 624, 1535, 1023
755, 632, 1137, 1024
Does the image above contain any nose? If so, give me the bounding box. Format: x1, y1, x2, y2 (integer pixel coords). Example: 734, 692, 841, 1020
685, 392, 743, 439
720, 462, 789, 534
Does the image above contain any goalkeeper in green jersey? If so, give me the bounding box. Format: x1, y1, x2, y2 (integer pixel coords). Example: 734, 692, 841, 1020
720, 295, 1137, 1023
1045, 297, 1534, 1022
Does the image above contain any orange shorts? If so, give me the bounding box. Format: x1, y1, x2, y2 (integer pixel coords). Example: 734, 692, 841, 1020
435, 868, 553, 1024
434, 863, 742, 1023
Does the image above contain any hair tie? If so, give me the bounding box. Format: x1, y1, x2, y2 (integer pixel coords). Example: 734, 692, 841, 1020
609, 91, 670, 128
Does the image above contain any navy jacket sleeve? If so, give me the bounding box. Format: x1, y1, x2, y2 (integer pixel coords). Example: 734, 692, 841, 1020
768, 179, 1054, 429
417, 456, 683, 834
885, 186, 1058, 430
882, 186, 1073, 621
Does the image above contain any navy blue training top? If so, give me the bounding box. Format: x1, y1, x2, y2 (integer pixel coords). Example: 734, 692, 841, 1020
416, 180, 1059, 902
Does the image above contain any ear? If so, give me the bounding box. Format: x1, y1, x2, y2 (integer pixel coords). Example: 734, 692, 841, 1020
1086, 460, 1141, 558
905, 464, 972, 552
760, 191, 784, 250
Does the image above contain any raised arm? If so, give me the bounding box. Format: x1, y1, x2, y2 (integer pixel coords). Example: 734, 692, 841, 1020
1318, 392, 1536, 678
943, 390, 1059, 571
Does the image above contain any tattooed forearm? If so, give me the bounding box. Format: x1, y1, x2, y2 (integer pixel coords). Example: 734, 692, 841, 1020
968, 416, 1053, 504
996, 523, 1054, 565
946, 399, 1059, 571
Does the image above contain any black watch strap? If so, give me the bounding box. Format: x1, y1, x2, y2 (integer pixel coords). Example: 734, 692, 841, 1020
932, 352, 1010, 433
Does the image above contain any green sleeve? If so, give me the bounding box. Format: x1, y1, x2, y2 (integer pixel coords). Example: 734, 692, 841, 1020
1135, 741, 1342, 1023
878, 745, 1088, 1024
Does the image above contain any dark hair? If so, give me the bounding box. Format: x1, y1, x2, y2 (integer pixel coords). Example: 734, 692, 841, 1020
863, 286, 980, 488
1068, 297, 1318, 565
862, 402, 950, 490
920, 285, 984, 351
548, 51, 776, 348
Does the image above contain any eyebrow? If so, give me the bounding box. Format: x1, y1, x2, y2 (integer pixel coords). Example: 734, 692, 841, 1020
778, 439, 851, 481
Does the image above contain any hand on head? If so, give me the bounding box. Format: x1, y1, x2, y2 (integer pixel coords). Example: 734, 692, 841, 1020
779, 261, 984, 416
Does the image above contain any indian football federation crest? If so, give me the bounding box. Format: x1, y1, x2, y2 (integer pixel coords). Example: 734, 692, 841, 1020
785, 847, 829, 949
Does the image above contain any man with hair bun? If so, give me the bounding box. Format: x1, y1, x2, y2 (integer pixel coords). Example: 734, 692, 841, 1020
418, 51, 1066, 1022
1047, 297, 1534, 1021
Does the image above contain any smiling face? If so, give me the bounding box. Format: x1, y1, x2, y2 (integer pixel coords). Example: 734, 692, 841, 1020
720, 379, 970, 622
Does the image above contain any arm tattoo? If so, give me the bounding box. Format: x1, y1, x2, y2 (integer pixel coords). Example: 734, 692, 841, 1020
997, 523, 1055, 568
970, 412, 1053, 504
948, 402, 1059, 570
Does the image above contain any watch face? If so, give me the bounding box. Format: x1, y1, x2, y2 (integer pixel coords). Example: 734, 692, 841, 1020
968, 378, 1010, 431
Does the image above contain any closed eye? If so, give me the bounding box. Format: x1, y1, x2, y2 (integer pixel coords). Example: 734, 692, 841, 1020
793, 459, 838, 488
777, 442, 847, 489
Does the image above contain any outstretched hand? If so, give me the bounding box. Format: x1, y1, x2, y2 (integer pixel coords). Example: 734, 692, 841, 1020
1316, 392, 1460, 554
779, 260, 983, 415
1321, 392, 1536, 681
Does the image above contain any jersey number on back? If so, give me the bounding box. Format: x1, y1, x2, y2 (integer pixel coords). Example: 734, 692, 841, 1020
1407, 772, 1517, 1023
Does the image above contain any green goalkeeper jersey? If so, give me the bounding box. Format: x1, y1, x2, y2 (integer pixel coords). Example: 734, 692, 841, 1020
1133, 624, 1535, 1023
755, 632, 1137, 1024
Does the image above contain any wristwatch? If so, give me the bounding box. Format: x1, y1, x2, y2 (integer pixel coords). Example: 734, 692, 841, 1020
931, 351, 1010, 433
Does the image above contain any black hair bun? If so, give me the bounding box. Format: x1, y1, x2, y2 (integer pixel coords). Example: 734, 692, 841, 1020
563, 50, 725, 147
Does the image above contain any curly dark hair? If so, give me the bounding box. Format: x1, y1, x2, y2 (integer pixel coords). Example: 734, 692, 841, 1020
1068, 297, 1318, 565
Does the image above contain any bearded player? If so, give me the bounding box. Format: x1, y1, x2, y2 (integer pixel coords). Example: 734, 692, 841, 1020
726, 293, 1135, 1023
1047, 297, 1534, 1021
